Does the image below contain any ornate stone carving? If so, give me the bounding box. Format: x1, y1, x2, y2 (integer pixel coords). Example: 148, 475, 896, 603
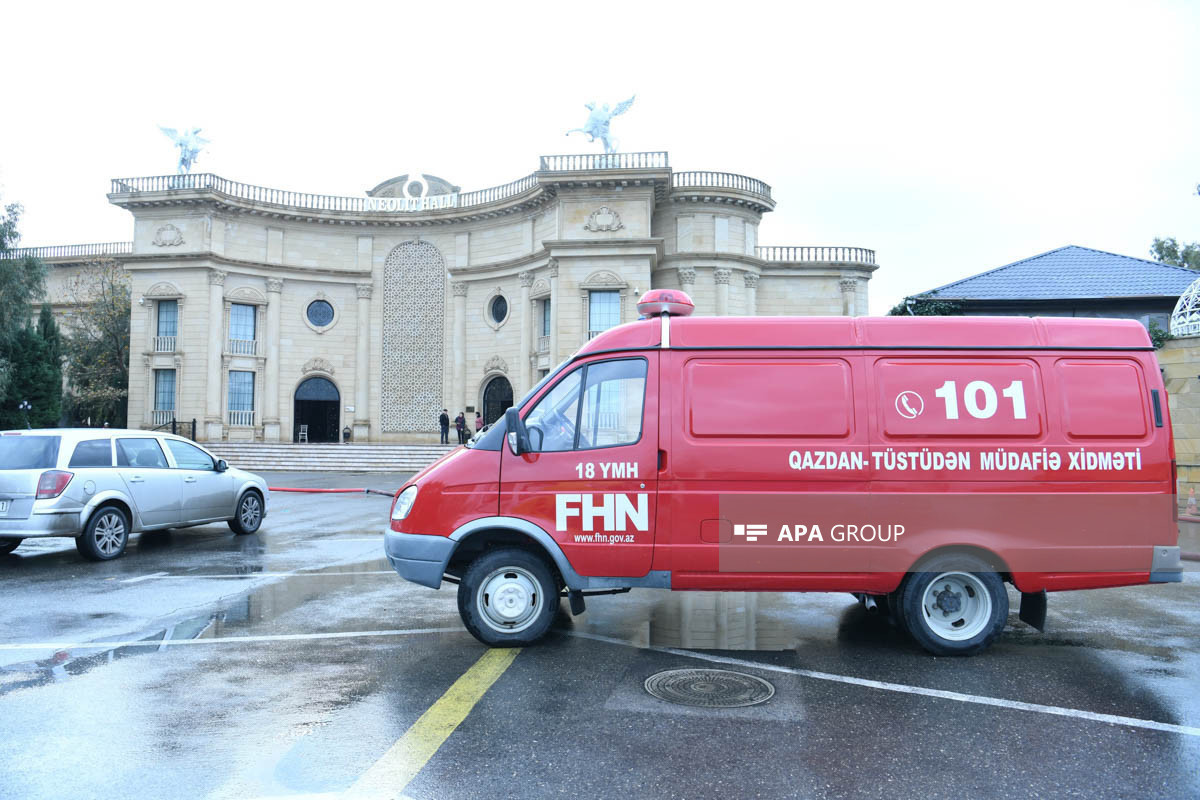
530, 279, 551, 298
580, 270, 626, 289
451, 282, 469, 297
227, 286, 267, 304
356, 282, 373, 299
839, 279, 858, 293
173, 354, 184, 369
484, 355, 509, 374
678, 267, 696, 286
714, 268, 732, 285
743, 272, 760, 289
302, 357, 335, 376
382, 241, 446, 432
584, 206, 624, 233
152, 223, 184, 247
547, 258, 559, 278
144, 281, 183, 298
208, 269, 227, 286
266, 278, 284, 293
519, 271, 534, 288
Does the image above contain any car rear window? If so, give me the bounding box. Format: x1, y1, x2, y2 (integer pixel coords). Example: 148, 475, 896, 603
0, 435, 62, 469
69, 439, 114, 468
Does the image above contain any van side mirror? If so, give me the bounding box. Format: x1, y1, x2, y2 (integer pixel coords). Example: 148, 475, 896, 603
504, 408, 530, 456
215, 459, 228, 473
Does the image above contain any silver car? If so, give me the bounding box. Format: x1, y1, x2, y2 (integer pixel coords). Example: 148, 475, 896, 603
0, 429, 269, 561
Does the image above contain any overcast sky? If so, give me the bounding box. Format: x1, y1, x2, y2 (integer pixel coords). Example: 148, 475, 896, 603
2, 1, 1198, 314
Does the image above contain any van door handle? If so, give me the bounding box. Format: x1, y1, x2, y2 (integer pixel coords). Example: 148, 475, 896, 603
658, 450, 667, 471
129, 476, 144, 483
183, 476, 197, 483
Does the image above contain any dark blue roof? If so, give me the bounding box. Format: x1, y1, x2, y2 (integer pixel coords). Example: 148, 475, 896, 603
918, 245, 1199, 301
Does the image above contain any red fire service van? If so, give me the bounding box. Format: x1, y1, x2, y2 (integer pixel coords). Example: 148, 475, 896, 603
386, 289, 1182, 655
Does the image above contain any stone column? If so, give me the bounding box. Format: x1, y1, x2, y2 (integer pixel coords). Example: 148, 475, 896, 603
205, 269, 226, 441
519, 271, 533, 396
840, 279, 858, 317
548, 259, 560, 362
354, 282, 372, 442
714, 268, 731, 316
263, 278, 283, 441
744, 272, 759, 316
678, 267, 696, 310
452, 282, 468, 415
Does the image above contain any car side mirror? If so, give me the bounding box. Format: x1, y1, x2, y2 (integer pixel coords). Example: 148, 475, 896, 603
215, 459, 228, 473
504, 408, 530, 456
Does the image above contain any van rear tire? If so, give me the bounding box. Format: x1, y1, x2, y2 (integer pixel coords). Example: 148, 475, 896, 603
457, 548, 558, 647
899, 554, 1007, 656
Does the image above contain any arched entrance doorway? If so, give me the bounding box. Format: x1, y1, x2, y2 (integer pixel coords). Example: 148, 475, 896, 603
482, 375, 513, 426
294, 376, 340, 442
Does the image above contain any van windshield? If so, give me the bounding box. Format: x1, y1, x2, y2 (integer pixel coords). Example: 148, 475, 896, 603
0, 435, 62, 470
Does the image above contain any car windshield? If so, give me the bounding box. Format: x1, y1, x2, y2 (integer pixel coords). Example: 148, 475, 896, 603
0, 435, 62, 470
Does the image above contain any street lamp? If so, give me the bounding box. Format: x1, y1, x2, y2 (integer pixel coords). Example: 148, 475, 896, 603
18, 400, 31, 429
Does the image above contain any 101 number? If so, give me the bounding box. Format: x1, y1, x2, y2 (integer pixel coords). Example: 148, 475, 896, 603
933, 380, 1026, 420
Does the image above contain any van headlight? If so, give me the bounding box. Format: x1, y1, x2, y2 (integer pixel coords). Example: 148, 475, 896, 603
391, 485, 418, 520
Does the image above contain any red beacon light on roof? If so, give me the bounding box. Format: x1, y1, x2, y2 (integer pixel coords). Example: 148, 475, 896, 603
637, 289, 694, 318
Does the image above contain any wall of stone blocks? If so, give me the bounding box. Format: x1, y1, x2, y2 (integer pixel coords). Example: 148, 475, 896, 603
1158, 338, 1200, 505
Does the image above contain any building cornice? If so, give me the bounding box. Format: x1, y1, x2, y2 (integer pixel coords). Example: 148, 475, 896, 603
117, 251, 372, 282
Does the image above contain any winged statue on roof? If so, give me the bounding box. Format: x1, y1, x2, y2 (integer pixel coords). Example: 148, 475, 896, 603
159, 126, 210, 174
566, 96, 635, 154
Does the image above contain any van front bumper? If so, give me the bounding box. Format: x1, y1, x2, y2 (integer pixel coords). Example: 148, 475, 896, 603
1150, 545, 1183, 583
384, 529, 457, 589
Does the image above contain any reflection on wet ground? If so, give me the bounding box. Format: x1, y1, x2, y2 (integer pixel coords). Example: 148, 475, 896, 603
0, 560, 390, 696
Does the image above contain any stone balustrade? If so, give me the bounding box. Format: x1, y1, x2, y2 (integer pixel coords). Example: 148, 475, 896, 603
539, 152, 669, 171
0, 241, 133, 260
757, 246, 876, 266
672, 171, 773, 201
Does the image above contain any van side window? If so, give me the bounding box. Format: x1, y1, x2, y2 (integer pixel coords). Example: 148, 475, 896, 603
523, 358, 648, 452
578, 359, 647, 448
116, 438, 169, 469
524, 368, 583, 452
68, 439, 113, 468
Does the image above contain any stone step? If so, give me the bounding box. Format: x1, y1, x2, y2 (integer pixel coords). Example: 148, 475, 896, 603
204, 443, 457, 473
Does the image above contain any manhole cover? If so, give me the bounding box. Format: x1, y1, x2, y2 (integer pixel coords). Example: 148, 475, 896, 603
644, 668, 775, 708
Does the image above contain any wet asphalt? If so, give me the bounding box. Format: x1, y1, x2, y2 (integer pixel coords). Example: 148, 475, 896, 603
1, 472, 1198, 800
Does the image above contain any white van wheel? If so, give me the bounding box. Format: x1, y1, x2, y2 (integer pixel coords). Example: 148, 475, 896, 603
900, 554, 1007, 656
457, 548, 558, 646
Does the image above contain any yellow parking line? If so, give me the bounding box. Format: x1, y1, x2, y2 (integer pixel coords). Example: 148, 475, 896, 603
345, 647, 521, 799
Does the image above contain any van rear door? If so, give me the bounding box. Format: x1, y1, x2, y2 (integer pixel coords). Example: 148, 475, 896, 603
499, 354, 658, 577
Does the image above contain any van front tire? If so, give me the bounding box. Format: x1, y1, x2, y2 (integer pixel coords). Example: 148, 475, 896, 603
900, 554, 1008, 656
458, 548, 558, 647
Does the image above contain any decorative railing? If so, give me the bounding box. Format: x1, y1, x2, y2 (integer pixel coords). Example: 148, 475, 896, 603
153, 336, 176, 353
457, 174, 539, 207
227, 338, 259, 356
0, 241, 133, 260
756, 246, 875, 265
537, 335, 550, 353
673, 171, 773, 201
540, 152, 668, 172
227, 410, 256, 427
151, 409, 175, 426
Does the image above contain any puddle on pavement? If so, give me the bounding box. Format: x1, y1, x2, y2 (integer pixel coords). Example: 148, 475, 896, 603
0, 560, 391, 696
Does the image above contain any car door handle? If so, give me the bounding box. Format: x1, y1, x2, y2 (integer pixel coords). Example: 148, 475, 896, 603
183, 476, 197, 483
129, 476, 144, 483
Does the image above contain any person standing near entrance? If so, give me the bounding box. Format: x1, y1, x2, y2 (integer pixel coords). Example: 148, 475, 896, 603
455, 412, 466, 444
438, 409, 450, 444
475, 412, 483, 434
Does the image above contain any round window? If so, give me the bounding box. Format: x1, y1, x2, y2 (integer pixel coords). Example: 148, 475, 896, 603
306, 300, 335, 327
490, 295, 508, 324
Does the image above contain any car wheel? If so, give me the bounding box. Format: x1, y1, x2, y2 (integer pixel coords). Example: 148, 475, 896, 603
228, 491, 263, 535
457, 548, 559, 647
0, 539, 22, 556
77, 506, 129, 561
899, 553, 1008, 656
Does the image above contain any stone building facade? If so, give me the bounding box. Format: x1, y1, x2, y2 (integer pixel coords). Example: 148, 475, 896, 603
20, 152, 877, 442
